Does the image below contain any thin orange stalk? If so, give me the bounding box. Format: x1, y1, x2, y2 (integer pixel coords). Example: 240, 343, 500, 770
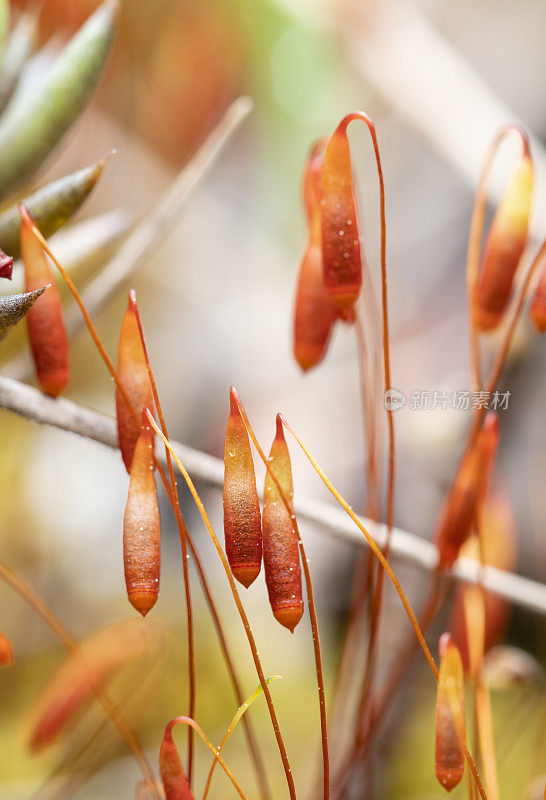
338, 112, 396, 730
466, 125, 528, 391
130, 292, 196, 782
164, 717, 248, 800
154, 466, 272, 800
232, 393, 330, 800
147, 414, 297, 800
278, 416, 489, 800
0, 559, 158, 796
27, 220, 269, 796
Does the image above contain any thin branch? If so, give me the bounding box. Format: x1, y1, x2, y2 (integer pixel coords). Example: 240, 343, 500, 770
1, 374, 546, 617
4, 95, 254, 382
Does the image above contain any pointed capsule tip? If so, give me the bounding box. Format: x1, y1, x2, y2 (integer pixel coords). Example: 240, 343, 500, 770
232, 564, 260, 588
129, 591, 158, 617
274, 604, 303, 633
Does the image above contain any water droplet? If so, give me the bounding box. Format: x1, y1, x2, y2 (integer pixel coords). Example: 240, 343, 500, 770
338, 229, 344, 236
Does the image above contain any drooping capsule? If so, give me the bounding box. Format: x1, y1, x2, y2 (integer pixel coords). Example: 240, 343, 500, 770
29, 620, 159, 751
123, 409, 160, 617
435, 413, 499, 569
450, 490, 516, 674
529, 250, 546, 333
0, 630, 14, 666
321, 115, 362, 311
223, 387, 262, 588
19, 204, 70, 397
262, 415, 303, 633
475, 151, 534, 331
293, 139, 338, 372
116, 290, 154, 472
435, 633, 466, 792
160, 719, 195, 800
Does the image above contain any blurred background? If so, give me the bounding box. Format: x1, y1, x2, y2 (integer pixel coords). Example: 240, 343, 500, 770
0, 0, 545, 797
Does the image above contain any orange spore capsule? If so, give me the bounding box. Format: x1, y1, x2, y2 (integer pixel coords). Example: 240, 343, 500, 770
435, 413, 499, 569
530, 251, 546, 333
293, 139, 339, 372
223, 386, 262, 588
450, 490, 516, 674
19, 205, 69, 397
117, 291, 155, 472
475, 152, 534, 331
263, 415, 303, 633
123, 409, 160, 617
0, 630, 14, 666
435, 633, 466, 792
160, 719, 195, 800
321, 115, 362, 311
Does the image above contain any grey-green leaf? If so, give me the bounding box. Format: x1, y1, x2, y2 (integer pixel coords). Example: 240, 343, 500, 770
0, 286, 47, 340
0, 0, 118, 202
0, 6, 40, 115
0, 157, 108, 259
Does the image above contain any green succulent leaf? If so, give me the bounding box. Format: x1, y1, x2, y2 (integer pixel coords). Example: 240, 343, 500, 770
0, 0, 118, 202
0, 6, 40, 115
0, 286, 47, 340
0, 157, 108, 259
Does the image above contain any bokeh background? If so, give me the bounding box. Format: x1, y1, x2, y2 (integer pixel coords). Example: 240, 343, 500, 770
0, 0, 545, 797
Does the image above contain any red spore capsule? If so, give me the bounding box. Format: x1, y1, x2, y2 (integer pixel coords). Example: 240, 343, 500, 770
223, 387, 262, 588
263, 415, 303, 633
530, 251, 546, 333
293, 139, 338, 372
123, 410, 160, 616
20, 205, 69, 397
321, 115, 362, 311
475, 152, 534, 331
435, 633, 466, 792
436, 413, 499, 569
116, 291, 154, 472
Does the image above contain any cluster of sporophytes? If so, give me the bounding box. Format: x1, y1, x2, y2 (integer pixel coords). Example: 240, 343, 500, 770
0, 2, 545, 799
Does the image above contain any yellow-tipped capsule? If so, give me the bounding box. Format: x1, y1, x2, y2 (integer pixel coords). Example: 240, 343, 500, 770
435, 633, 466, 792
263, 415, 303, 633
476, 153, 534, 331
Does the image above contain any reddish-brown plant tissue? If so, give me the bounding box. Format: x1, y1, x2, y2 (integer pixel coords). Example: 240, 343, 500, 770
123, 410, 160, 617
435, 413, 499, 568
475, 152, 534, 331
450, 491, 517, 673
19, 205, 69, 397
530, 251, 546, 333
435, 633, 466, 792
117, 291, 154, 472
262, 415, 303, 633
321, 115, 362, 311
160, 719, 195, 800
293, 139, 338, 372
29, 621, 157, 752
0, 631, 14, 666
0, 248, 14, 279
223, 387, 262, 588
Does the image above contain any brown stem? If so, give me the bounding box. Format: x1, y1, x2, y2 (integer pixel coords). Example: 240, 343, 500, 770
279, 415, 489, 800
149, 416, 298, 800
131, 294, 196, 782
0, 559, 159, 796
154, 465, 272, 800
